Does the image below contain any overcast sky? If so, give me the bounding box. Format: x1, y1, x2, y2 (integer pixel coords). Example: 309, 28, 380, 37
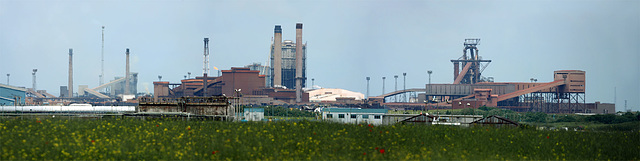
1, 0, 638, 111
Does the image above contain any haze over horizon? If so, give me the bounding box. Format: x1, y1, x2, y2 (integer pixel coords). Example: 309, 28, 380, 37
1, 0, 638, 111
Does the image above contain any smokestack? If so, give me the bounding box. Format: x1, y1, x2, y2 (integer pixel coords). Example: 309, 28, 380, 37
295, 23, 303, 103
273, 25, 282, 87
68, 48, 73, 98
32, 69, 37, 90
203, 38, 210, 96
125, 48, 130, 95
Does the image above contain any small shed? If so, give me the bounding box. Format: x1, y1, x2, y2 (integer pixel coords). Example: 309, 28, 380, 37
470, 115, 519, 127
244, 108, 264, 121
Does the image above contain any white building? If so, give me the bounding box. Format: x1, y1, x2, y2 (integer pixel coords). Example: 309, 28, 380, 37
321, 108, 387, 125
243, 108, 264, 121
308, 88, 365, 102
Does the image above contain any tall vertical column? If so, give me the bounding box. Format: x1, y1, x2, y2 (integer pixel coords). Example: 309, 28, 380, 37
32, 69, 37, 90
101, 26, 105, 88
474, 49, 480, 83
453, 62, 459, 81
295, 23, 303, 103
68, 48, 73, 98
125, 48, 130, 95
203, 38, 210, 96
273, 25, 283, 87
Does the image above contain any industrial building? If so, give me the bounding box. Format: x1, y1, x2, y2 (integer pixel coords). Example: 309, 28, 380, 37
243, 108, 265, 121
154, 67, 308, 104
322, 108, 387, 125
308, 88, 365, 103
0, 84, 27, 105
155, 24, 311, 104
376, 39, 592, 114
245, 63, 270, 86
269, 24, 307, 90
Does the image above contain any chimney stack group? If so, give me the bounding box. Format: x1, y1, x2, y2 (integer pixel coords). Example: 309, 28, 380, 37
272, 23, 304, 103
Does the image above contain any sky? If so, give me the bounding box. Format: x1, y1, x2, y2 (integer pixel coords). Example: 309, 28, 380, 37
0, 0, 638, 111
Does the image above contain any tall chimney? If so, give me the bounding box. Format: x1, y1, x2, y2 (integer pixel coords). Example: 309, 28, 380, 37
32, 69, 37, 90
295, 23, 303, 103
68, 48, 73, 98
125, 48, 130, 95
203, 38, 209, 96
273, 25, 283, 87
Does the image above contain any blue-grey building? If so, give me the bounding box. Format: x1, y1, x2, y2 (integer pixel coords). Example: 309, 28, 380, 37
0, 84, 27, 105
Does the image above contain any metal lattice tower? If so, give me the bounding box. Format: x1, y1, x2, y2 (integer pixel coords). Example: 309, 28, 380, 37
203, 38, 210, 75
452, 38, 491, 84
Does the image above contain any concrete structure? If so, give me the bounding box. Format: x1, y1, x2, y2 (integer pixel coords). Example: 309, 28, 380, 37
322, 108, 387, 125
108, 73, 138, 97
585, 102, 615, 114
295, 23, 304, 103
0, 84, 27, 105
125, 48, 130, 95
245, 63, 270, 86
68, 48, 73, 98
272, 25, 282, 87
221, 67, 266, 96
78, 85, 89, 96
243, 108, 264, 121
269, 26, 307, 90
59, 86, 68, 97
308, 88, 365, 102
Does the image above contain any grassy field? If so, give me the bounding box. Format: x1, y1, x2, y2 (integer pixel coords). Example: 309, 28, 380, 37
1, 118, 638, 160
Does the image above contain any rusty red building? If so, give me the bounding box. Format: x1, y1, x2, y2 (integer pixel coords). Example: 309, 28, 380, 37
154, 67, 307, 104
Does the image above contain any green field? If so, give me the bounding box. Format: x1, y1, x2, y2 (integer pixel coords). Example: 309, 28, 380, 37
1, 118, 638, 160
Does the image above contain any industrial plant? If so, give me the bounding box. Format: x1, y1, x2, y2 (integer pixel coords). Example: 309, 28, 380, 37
0, 24, 614, 115
372, 39, 613, 114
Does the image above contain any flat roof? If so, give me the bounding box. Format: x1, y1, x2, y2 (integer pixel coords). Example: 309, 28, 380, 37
322, 108, 387, 114
245, 108, 264, 112
0, 84, 27, 92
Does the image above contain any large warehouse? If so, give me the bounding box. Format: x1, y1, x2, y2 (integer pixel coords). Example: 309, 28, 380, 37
0, 84, 27, 105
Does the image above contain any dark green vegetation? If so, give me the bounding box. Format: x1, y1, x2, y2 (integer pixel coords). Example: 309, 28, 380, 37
263, 106, 315, 117
1, 118, 638, 160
